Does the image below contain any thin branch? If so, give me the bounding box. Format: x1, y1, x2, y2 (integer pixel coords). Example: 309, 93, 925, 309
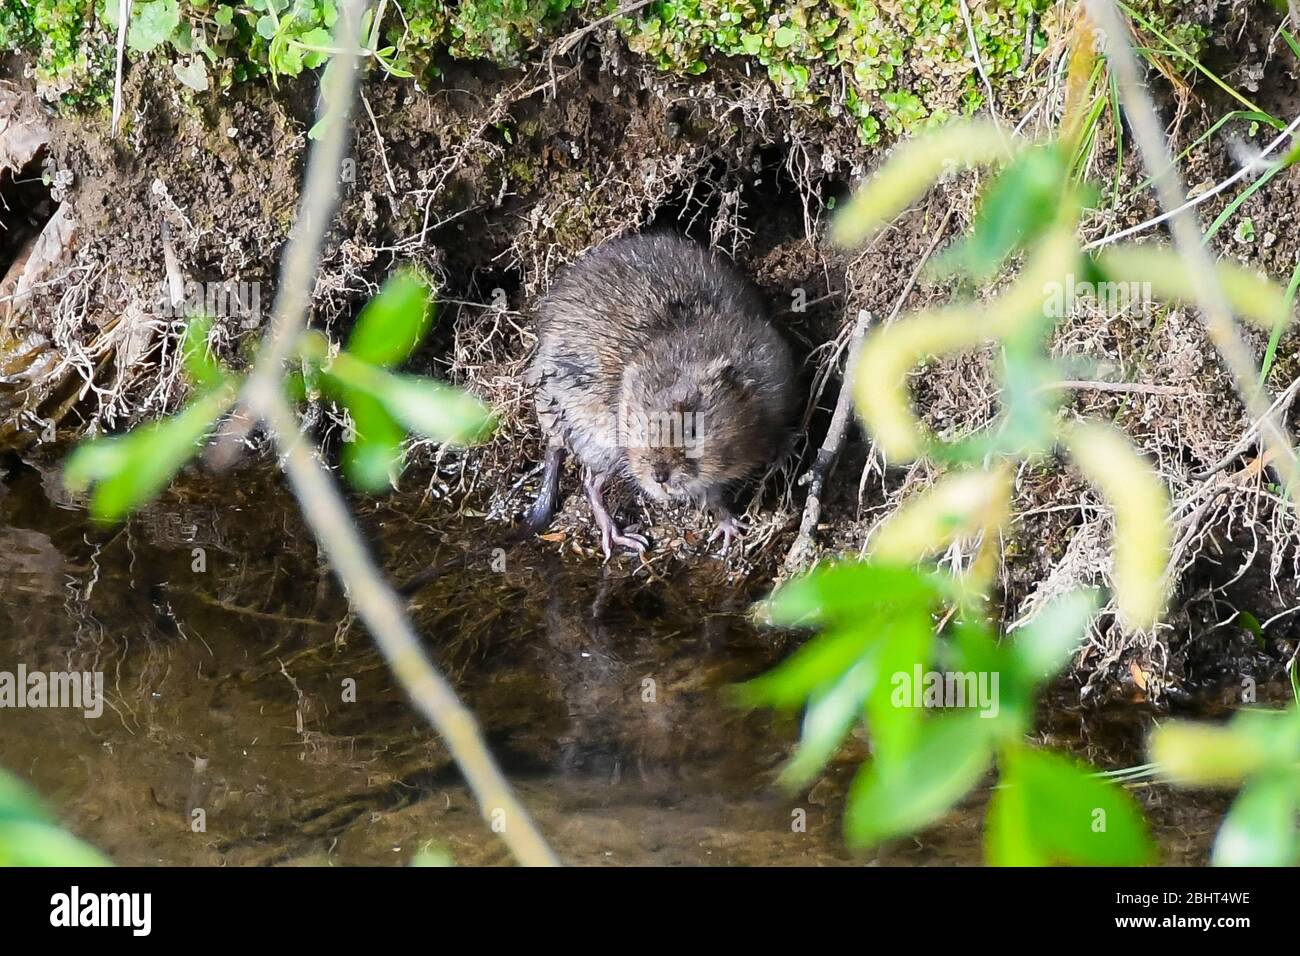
782, 309, 872, 575
111, 0, 131, 136
958, 0, 1003, 135
1086, 0, 1300, 495
227, 0, 558, 866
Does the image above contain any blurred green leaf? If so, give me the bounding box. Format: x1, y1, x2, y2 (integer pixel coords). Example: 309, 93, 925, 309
410, 846, 454, 867
844, 713, 993, 847
864, 608, 934, 762
832, 121, 1010, 248
757, 560, 942, 629
340, 388, 406, 492
1211, 772, 1298, 867
734, 625, 877, 711
0, 820, 111, 867
346, 272, 434, 368
0, 770, 110, 866
986, 745, 1153, 866
64, 383, 237, 523
1096, 243, 1293, 331
779, 658, 874, 789
181, 314, 226, 391
325, 353, 495, 447
1151, 707, 1300, 787
934, 146, 1068, 280
1011, 589, 1099, 683
997, 344, 1059, 455
376, 375, 496, 445
869, 467, 1011, 564
1065, 421, 1171, 630
0, 770, 48, 825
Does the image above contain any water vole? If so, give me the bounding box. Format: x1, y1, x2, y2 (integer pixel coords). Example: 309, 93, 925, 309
524, 232, 795, 556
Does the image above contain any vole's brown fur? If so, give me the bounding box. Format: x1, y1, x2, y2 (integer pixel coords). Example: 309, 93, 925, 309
526, 232, 796, 556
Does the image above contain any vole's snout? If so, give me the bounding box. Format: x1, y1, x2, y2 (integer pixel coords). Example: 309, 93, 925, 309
651, 463, 671, 484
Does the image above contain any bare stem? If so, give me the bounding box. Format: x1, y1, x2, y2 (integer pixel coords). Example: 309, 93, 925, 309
232, 0, 558, 866
1085, 0, 1300, 492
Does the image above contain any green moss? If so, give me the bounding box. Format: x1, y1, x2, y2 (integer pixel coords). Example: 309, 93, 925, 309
623, 0, 1049, 142
0, 0, 114, 103
0, 0, 1216, 139
395, 0, 580, 67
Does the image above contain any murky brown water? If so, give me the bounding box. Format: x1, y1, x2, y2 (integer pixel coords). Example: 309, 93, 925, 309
0, 452, 1235, 865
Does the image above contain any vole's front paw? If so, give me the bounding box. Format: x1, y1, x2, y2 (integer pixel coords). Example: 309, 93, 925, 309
708, 514, 746, 556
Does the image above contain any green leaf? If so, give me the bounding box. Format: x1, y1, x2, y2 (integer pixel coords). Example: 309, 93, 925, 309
934, 145, 1068, 280
374, 375, 495, 445
779, 658, 874, 789
324, 353, 494, 447
987, 745, 1154, 866
298, 27, 335, 69
757, 560, 941, 629
345, 272, 434, 368
844, 713, 993, 847
214, 5, 235, 28
733, 625, 875, 711
0, 771, 49, 826
128, 0, 182, 53
1011, 589, 1099, 684
63, 384, 236, 523
864, 607, 934, 762
1151, 707, 1300, 787
0, 821, 111, 867
0, 770, 108, 866
1212, 772, 1299, 867
256, 14, 278, 39
174, 58, 211, 92
831, 121, 1009, 248
180, 315, 225, 391
340, 388, 406, 492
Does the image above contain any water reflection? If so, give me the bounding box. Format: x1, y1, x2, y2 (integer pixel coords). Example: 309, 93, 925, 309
0, 455, 1227, 865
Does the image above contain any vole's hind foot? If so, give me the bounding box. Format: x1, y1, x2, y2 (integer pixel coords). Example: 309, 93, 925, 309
584, 472, 650, 560
600, 526, 650, 561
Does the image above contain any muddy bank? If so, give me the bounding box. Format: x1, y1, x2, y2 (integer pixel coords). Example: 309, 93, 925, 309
1, 13, 1300, 701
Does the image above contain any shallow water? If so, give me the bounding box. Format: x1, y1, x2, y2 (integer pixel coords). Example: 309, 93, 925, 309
0, 453, 1236, 865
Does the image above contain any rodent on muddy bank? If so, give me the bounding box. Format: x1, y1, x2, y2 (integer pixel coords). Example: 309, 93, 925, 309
524, 232, 796, 557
